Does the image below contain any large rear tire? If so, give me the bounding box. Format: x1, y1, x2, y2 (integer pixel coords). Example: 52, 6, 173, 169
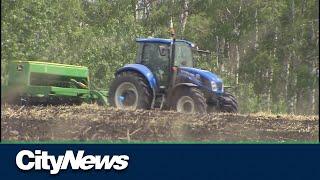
173, 87, 207, 114
218, 92, 238, 113
108, 72, 152, 110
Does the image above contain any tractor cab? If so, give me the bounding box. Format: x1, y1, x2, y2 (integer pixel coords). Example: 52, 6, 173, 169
135, 38, 195, 87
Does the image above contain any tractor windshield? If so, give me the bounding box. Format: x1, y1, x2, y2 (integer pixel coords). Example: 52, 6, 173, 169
174, 42, 193, 67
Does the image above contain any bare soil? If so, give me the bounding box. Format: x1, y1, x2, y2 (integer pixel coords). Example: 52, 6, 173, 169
1, 104, 319, 142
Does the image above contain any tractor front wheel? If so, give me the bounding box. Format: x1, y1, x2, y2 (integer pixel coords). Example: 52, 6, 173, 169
173, 87, 207, 114
108, 72, 152, 110
217, 92, 238, 113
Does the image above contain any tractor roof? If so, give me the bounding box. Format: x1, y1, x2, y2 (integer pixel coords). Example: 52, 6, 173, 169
136, 37, 195, 47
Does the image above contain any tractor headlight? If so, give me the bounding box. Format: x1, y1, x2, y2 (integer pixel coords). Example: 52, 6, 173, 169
211, 81, 218, 91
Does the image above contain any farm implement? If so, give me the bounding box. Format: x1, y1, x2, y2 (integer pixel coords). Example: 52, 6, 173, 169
1, 61, 108, 106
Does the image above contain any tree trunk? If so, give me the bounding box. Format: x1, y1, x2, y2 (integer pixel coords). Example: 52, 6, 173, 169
296, 89, 302, 115
234, 2, 242, 86
312, 88, 316, 114
290, 0, 297, 114
285, 53, 291, 113
216, 35, 220, 72
291, 0, 295, 22
235, 44, 240, 85
267, 67, 273, 112
316, 83, 319, 114
180, 0, 189, 36
226, 42, 231, 77
221, 37, 226, 72
254, 8, 259, 49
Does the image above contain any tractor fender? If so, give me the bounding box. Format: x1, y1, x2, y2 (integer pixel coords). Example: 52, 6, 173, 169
167, 83, 198, 105
116, 64, 157, 89
116, 64, 157, 108
173, 82, 198, 90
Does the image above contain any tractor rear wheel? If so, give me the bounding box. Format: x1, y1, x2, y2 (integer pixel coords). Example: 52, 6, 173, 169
173, 87, 207, 114
218, 92, 238, 113
108, 72, 152, 110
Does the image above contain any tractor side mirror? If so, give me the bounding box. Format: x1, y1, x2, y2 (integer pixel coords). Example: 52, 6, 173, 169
159, 46, 169, 56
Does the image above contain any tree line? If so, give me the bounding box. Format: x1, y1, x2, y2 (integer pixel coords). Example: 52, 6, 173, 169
1, 0, 319, 114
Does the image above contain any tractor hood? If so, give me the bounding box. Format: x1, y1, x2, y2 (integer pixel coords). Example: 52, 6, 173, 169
179, 67, 224, 93
179, 67, 223, 83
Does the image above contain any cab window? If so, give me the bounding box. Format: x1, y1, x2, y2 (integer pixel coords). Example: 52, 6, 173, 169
141, 43, 170, 86
174, 42, 193, 67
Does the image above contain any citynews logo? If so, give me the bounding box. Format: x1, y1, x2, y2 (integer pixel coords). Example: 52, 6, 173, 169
16, 150, 129, 175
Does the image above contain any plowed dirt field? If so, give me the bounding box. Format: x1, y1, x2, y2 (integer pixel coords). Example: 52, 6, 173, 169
1, 104, 319, 142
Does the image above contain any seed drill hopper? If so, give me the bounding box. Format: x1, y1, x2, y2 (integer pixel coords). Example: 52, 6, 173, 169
1, 61, 108, 105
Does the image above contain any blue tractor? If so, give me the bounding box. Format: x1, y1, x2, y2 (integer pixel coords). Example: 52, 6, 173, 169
108, 37, 238, 113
